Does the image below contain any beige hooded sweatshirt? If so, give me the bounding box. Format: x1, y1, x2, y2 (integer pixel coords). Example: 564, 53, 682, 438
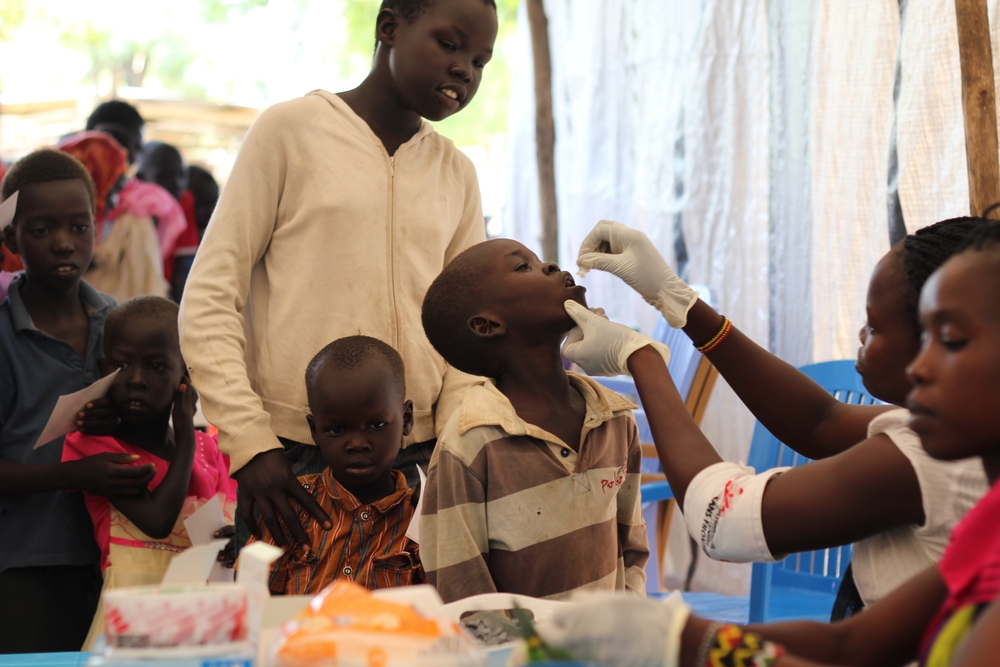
179, 90, 485, 473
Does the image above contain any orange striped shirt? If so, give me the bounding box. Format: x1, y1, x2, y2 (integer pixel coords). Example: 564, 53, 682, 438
247, 468, 424, 594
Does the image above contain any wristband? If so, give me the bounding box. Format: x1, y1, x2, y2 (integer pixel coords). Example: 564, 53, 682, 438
696, 317, 732, 354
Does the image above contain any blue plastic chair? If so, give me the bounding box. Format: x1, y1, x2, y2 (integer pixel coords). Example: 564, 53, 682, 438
745, 359, 877, 622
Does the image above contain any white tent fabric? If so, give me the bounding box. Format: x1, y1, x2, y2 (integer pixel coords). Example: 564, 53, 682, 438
674, 0, 770, 595
808, 0, 899, 363
505, 0, 999, 594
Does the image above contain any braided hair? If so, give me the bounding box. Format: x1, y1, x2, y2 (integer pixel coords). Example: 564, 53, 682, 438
959, 220, 1000, 253
901, 217, 993, 333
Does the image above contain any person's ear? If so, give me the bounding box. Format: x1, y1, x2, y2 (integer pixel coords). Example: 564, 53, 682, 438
401, 400, 414, 437
307, 414, 318, 442
375, 8, 401, 48
3, 225, 18, 257
468, 314, 506, 339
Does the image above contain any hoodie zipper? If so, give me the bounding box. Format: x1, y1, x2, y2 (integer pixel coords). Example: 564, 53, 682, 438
387, 152, 398, 350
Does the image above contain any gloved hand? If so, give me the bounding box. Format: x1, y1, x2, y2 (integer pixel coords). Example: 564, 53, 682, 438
563, 300, 671, 376
577, 220, 698, 328
537, 591, 691, 667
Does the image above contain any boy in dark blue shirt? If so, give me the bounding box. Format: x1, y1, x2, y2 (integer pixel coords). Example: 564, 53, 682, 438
0, 150, 155, 653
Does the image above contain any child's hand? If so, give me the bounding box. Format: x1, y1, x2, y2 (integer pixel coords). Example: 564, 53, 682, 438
76, 397, 118, 435
171, 377, 199, 432
215, 525, 237, 568
66, 453, 157, 497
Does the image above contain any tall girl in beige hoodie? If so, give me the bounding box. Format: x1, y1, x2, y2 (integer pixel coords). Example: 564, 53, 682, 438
179, 0, 499, 550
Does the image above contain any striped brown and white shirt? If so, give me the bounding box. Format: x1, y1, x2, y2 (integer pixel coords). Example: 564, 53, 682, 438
420, 373, 648, 602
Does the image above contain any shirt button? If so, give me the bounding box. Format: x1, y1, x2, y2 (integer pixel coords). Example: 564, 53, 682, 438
302, 482, 311, 491
343, 566, 353, 576
561, 448, 571, 458
360, 511, 370, 521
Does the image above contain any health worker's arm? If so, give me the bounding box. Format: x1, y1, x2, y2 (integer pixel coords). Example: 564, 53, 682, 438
628, 345, 923, 559
578, 220, 892, 460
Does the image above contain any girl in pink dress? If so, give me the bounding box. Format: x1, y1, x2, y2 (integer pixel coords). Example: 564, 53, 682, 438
62, 296, 236, 648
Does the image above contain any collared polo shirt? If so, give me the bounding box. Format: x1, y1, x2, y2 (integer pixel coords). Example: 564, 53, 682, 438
420, 372, 649, 602
0, 275, 115, 572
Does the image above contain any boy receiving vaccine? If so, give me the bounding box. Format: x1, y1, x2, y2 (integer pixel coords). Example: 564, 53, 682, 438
244, 336, 424, 594
61, 296, 237, 648
0, 151, 154, 652
419, 240, 656, 602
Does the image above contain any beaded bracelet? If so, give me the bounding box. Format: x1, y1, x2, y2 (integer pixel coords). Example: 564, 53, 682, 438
703, 624, 785, 667
696, 316, 732, 354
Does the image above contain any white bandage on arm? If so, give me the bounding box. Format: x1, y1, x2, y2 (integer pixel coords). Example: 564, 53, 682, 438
681, 462, 790, 563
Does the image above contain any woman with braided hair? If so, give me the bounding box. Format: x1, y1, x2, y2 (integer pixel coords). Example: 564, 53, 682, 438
563, 217, 993, 617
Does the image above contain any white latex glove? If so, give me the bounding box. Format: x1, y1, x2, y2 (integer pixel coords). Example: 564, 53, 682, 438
563, 300, 671, 377
537, 591, 691, 667
577, 220, 699, 328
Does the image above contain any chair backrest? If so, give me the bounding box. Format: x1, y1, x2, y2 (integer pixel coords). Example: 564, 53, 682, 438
747, 360, 878, 622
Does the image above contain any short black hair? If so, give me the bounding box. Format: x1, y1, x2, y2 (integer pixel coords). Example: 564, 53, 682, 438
187, 165, 218, 193
379, 0, 496, 22
422, 244, 494, 377
98, 125, 137, 156
104, 296, 180, 356
901, 217, 993, 333
86, 100, 144, 132
305, 335, 406, 401
1, 149, 97, 217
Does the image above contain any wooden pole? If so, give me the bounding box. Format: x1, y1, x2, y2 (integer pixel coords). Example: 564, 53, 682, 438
526, 0, 559, 261
955, 0, 1000, 218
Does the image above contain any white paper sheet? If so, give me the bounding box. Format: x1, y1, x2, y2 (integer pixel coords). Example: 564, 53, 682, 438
183, 495, 234, 582
160, 538, 229, 585
33, 370, 120, 449
403, 465, 426, 545
0, 191, 18, 230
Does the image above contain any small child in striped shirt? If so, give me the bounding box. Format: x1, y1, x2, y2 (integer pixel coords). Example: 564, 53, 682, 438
419, 239, 651, 602
244, 336, 424, 594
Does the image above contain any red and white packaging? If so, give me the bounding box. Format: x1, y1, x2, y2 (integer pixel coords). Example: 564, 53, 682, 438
104, 584, 249, 650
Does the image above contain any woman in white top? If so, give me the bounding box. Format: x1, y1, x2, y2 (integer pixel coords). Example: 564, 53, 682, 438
565, 218, 990, 612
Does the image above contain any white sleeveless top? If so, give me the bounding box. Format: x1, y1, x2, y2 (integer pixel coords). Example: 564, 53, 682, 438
851, 409, 989, 605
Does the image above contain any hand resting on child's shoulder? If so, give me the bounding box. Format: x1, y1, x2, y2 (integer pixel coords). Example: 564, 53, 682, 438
236, 449, 332, 548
